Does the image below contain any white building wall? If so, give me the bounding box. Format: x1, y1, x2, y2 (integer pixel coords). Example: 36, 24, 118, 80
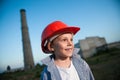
76, 36, 107, 58
80, 40, 89, 51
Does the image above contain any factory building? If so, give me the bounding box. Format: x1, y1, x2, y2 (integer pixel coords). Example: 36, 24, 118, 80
75, 36, 107, 58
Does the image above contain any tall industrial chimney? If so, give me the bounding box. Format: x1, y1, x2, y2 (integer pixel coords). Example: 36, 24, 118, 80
20, 9, 34, 69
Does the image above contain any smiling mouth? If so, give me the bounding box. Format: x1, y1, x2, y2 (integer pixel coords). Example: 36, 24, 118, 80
65, 48, 73, 51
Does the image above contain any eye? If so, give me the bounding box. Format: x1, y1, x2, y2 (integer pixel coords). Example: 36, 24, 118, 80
71, 38, 73, 41
63, 39, 67, 41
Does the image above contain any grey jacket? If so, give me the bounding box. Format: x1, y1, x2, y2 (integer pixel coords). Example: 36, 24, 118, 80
40, 48, 95, 80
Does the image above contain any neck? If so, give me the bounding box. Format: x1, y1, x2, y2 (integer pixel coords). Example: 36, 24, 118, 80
54, 57, 71, 68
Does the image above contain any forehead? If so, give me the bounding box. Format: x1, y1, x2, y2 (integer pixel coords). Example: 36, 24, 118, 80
51, 33, 73, 45
56, 33, 73, 39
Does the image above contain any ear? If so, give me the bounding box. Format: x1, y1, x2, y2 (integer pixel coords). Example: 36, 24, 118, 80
47, 42, 54, 52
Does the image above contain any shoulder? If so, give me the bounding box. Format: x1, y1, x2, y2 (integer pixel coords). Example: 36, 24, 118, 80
41, 66, 52, 80
41, 54, 55, 65
40, 55, 55, 80
72, 52, 95, 80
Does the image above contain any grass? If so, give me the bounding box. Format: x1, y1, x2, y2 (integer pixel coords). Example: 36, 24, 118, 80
86, 48, 120, 80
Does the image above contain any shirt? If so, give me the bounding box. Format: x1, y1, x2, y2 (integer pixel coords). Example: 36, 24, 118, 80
56, 61, 80, 80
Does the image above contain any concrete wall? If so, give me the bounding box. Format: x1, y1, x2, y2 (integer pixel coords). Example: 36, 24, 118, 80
75, 36, 107, 58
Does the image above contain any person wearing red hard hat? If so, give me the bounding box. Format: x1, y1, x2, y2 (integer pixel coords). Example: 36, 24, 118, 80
40, 21, 94, 80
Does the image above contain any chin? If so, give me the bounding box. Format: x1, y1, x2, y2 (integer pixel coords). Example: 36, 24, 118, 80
66, 53, 73, 57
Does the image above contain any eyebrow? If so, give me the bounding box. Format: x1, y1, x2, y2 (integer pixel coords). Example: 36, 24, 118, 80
58, 35, 73, 40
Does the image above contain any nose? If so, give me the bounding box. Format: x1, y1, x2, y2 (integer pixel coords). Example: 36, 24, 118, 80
67, 39, 73, 46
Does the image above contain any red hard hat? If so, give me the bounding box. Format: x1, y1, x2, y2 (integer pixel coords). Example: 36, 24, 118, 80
41, 21, 80, 53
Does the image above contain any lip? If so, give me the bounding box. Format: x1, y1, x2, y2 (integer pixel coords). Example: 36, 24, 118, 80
65, 48, 73, 51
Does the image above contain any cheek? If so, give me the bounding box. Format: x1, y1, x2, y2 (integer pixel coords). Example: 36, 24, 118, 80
53, 43, 65, 51
72, 44, 74, 47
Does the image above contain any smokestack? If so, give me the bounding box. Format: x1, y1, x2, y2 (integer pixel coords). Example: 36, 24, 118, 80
20, 9, 34, 70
